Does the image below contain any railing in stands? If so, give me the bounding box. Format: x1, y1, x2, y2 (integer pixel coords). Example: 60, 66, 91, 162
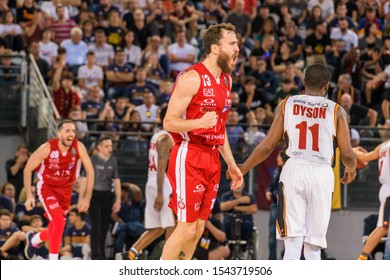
28, 54, 61, 140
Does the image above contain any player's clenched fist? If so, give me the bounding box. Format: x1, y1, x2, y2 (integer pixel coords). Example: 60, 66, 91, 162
199, 111, 218, 129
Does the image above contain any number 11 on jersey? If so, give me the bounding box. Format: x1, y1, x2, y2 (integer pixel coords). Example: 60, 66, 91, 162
296, 121, 319, 152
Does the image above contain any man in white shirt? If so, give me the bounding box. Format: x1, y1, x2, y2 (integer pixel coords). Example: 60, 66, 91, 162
41, 0, 70, 21
167, 30, 196, 79
77, 51, 104, 98
39, 28, 58, 66
136, 91, 160, 133
88, 28, 114, 68
330, 17, 358, 51
61, 27, 88, 74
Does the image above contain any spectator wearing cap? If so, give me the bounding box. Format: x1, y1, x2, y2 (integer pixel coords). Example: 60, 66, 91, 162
330, 17, 358, 51
52, 67, 80, 118
88, 28, 114, 68
0, 10, 24, 52
105, 9, 125, 49
105, 47, 134, 100
49, 4, 76, 45
77, 51, 104, 99
0, 49, 21, 83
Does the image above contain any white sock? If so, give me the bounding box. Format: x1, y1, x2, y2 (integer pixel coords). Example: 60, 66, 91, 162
31, 232, 43, 247
303, 243, 321, 260
283, 237, 304, 260
130, 247, 139, 255
49, 253, 59, 260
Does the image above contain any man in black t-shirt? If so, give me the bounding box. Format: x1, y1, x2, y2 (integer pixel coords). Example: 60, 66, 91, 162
340, 93, 378, 127
305, 20, 331, 60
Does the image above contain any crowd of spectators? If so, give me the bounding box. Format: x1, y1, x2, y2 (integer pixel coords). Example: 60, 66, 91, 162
1, 0, 390, 146
2, 0, 390, 260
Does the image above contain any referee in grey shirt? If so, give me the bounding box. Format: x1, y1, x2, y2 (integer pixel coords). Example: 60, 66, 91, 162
85, 136, 121, 259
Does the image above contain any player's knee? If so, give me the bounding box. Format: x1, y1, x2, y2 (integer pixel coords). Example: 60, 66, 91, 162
176, 223, 198, 242
194, 224, 205, 241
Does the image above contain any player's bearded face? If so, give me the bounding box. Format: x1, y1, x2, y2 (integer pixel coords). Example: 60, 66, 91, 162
58, 124, 76, 147
61, 134, 74, 147
217, 49, 236, 74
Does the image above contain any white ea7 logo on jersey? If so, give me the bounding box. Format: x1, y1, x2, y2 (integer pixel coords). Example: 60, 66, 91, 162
50, 151, 59, 159
203, 88, 214, 96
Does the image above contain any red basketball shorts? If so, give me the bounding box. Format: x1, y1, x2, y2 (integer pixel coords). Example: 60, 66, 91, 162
167, 141, 221, 223
36, 180, 72, 221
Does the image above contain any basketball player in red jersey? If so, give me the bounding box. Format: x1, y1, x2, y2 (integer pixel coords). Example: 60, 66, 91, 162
231, 64, 356, 260
23, 119, 94, 260
161, 23, 243, 260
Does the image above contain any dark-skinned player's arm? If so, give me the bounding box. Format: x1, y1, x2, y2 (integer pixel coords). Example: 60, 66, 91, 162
23, 143, 50, 211
239, 101, 285, 176
155, 134, 174, 212
336, 106, 357, 184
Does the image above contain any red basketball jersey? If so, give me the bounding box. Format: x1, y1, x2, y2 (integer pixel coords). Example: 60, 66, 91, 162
169, 62, 232, 147
36, 138, 81, 187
